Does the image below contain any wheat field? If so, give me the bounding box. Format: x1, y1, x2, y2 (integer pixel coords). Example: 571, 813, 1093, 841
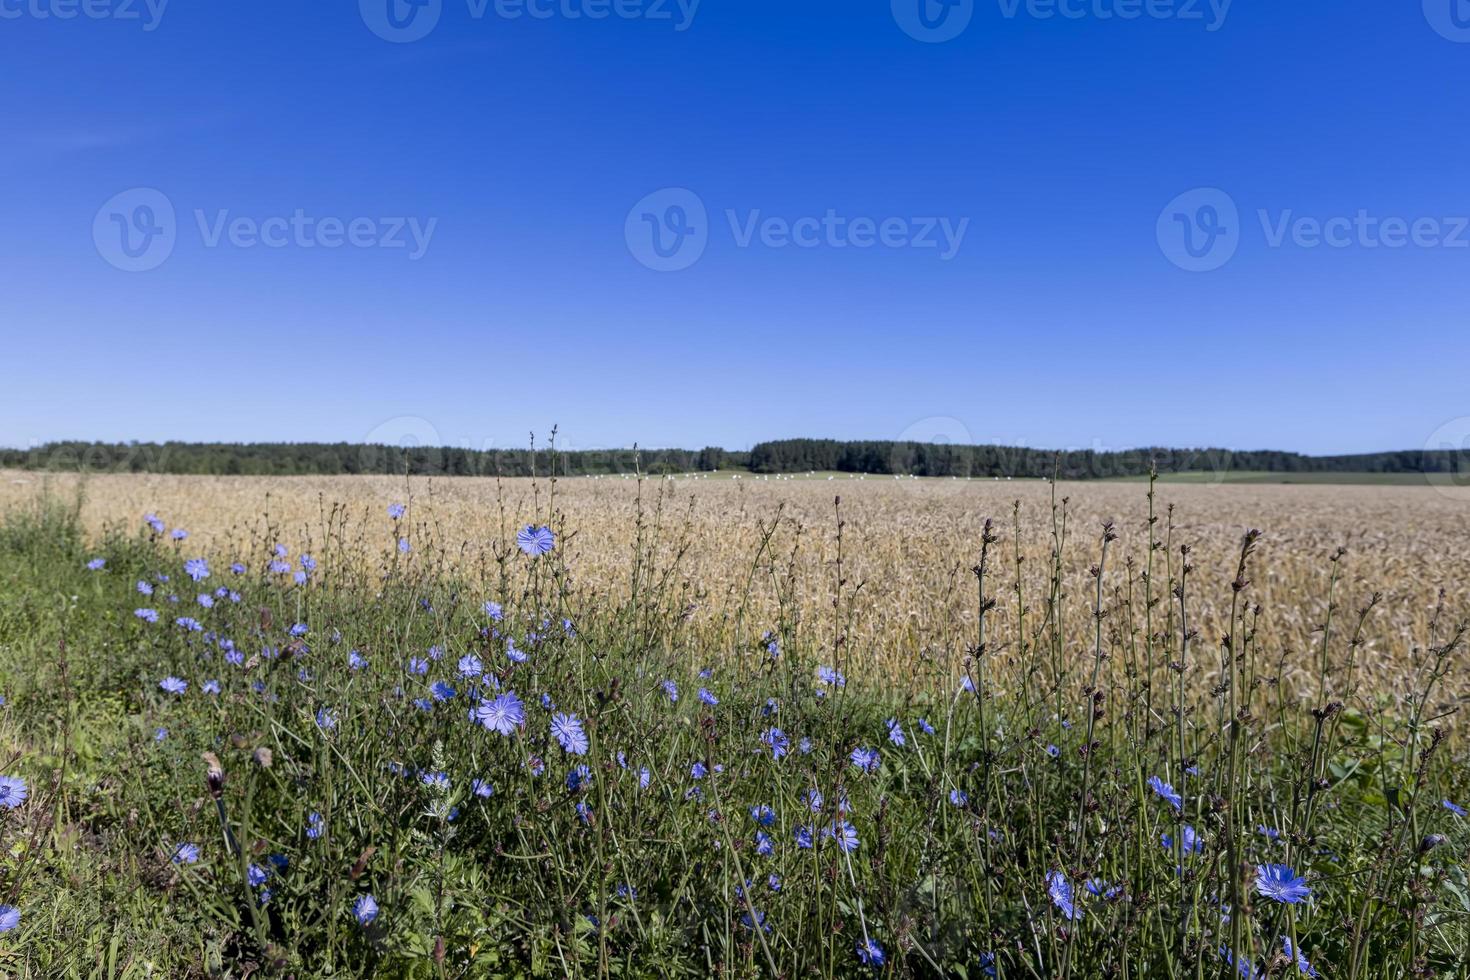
4, 469, 1464, 696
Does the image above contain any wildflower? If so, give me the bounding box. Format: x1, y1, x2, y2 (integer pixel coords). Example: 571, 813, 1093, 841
661, 679, 679, 702
274, 543, 288, 557
475, 692, 525, 735
196, 593, 214, 609
761, 727, 790, 759
697, 688, 718, 706
1444, 799, 1467, 817
289, 623, 308, 637
817, 665, 846, 687
202, 680, 220, 694
825, 819, 860, 853
408, 657, 428, 675
0, 776, 29, 810
247, 864, 269, 887
135, 608, 159, 623
750, 804, 776, 826
353, 894, 379, 925
0, 904, 18, 933
917, 718, 935, 735
300, 554, 317, 572
306, 812, 324, 839
172, 842, 200, 864
638, 767, 651, 789
483, 601, 503, 620
857, 938, 885, 967
86, 557, 105, 570
144, 512, 165, 533
1255, 864, 1311, 904
1046, 744, 1060, 758
576, 800, 592, 823
388, 503, 405, 519
1283, 937, 1317, 977
1162, 825, 1205, 855
472, 778, 494, 798
1219, 946, 1255, 980
137, 580, 154, 595
1148, 775, 1183, 811
1257, 825, 1282, 841
397, 538, 410, 553
551, 713, 589, 755
1085, 879, 1121, 900
795, 825, 814, 849
740, 909, 769, 932
159, 677, 187, 695
154, 728, 168, 741
949, 788, 969, 807
457, 654, 483, 678
171, 528, 189, 540
567, 765, 592, 792
803, 787, 823, 812
516, 525, 555, 556
691, 761, 708, 780
755, 831, 774, 855
886, 719, 906, 747
420, 771, 450, 790
184, 558, 209, 582
767, 873, 781, 891
799, 737, 813, 755
230, 562, 246, 574
850, 747, 880, 773
1047, 870, 1081, 920
175, 617, 202, 631
270, 559, 290, 574
430, 681, 456, 702
316, 708, 337, 730
506, 639, 527, 663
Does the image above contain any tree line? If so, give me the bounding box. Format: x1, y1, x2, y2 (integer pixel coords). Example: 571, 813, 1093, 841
0, 439, 1462, 480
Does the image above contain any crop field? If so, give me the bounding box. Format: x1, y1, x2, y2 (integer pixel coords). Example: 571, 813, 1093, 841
0, 470, 1466, 977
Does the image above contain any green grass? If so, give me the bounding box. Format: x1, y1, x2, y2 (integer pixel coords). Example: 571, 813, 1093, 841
0, 484, 1466, 978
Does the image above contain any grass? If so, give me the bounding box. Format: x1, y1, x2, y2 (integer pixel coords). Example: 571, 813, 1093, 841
0, 472, 1465, 978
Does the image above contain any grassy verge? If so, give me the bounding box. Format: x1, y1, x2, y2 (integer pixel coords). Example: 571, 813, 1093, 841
0, 480, 1465, 978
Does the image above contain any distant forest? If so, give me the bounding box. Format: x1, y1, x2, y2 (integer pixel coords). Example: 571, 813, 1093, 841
1, 440, 1465, 480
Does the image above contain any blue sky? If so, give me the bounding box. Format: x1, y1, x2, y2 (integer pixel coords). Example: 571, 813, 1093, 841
2, 0, 1467, 455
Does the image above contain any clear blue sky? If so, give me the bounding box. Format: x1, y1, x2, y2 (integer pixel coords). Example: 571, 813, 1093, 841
2, 0, 1467, 455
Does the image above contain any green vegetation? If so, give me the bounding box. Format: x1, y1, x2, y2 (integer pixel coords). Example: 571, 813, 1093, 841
2, 439, 1466, 485
0, 482, 1466, 978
